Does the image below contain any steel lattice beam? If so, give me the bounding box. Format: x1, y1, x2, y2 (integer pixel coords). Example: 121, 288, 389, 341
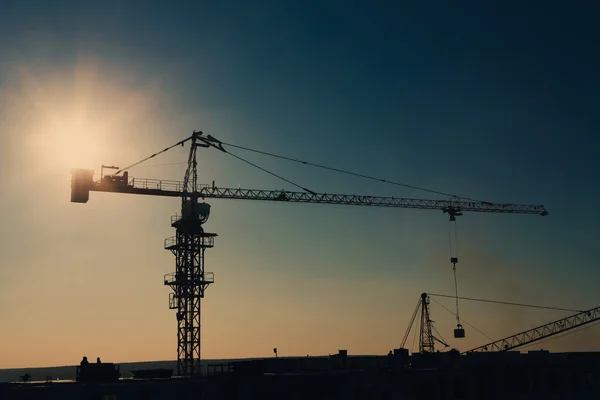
420, 294, 435, 353
463, 306, 600, 354
80, 176, 548, 217
163, 221, 216, 377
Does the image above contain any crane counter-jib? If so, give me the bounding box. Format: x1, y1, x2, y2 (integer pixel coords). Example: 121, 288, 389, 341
70, 169, 548, 216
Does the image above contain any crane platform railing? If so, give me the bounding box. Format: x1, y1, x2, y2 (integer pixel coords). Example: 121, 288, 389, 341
106, 176, 211, 193
164, 236, 215, 249
164, 272, 215, 287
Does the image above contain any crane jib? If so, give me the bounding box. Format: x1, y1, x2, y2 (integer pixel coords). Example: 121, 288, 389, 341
463, 306, 600, 353
70, 169, 548, 216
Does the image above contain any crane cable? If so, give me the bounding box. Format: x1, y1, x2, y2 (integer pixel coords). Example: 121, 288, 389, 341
128, 161, 188, 169
430, 297, 495, 342
222, 150, 316, 194
115, 137, 192, 175
401, 297, 422, 349
112, 134, 488, 204
113, 135, 315, 194
453, 262, 460, 326
428, 293, 582, 313
412, 317, 419, 353
111, 133, 486, 203
217, 140, 489, 203
432, 323, 449, 347
449, 219, 461, 328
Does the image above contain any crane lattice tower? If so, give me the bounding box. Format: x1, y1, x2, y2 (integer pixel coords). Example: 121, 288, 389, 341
163, 132, 215, 377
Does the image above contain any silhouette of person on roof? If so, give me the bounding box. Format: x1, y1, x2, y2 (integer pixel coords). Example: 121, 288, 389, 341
97, 357, 102, 364
79, 356, 89, 380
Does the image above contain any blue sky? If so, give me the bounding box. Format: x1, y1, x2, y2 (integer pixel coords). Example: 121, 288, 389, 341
0, 1, 599, 367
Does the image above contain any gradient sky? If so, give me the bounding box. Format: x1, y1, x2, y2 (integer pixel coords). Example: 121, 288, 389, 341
1, 1, 599, 368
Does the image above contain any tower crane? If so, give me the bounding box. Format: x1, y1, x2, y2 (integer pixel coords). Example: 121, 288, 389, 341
70, 131, 548, 377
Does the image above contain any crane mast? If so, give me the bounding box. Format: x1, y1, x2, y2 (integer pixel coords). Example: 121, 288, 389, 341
164, 131, 216, 377
419, 293, 437, 353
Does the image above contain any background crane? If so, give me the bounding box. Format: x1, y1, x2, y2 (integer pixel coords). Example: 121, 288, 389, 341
70, 131, 548, 377
463, 305, 600, 354
400, 293, 449, 354
399, 293, 600, 356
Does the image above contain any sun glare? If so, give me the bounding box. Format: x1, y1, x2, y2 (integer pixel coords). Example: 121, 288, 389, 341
13, 57, 164, 177
36, 119, 101, 170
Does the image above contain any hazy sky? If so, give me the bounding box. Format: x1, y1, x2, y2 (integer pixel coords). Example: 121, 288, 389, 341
1, 1, 599, 368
